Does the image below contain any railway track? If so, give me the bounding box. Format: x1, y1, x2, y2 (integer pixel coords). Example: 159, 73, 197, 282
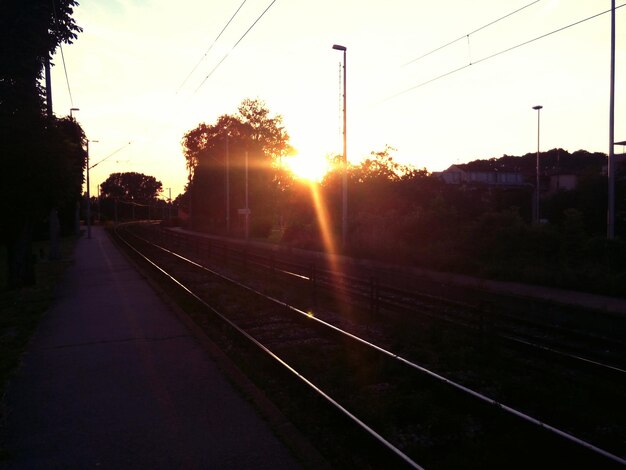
114, 222, 626, 469
145, 223, 626, 376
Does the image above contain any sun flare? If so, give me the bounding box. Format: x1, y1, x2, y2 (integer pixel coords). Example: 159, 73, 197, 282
284, 153, 330, 183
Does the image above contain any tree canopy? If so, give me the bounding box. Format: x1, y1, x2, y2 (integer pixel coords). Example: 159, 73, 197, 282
182, 98, 291, 173
1, 1, 84, 288
181, 99, 291, 234
1, 0, 81, 117
100, 172, 163, 204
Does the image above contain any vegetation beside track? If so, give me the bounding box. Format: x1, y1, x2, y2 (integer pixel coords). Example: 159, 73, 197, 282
0, 235, 78, 460
112, 225, 626, 469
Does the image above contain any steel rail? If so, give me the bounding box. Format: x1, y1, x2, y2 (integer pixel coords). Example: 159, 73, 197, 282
114, 226, 424, 470
121, 225, 626, 467
153, 225, 626, 377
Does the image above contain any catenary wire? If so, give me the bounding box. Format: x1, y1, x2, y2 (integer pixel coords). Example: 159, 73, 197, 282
193, 0, 278, 95
51, 0, 74, 108
403, 0, 541, 66
386, 4, 626, 103
57, 45, 73, 107
90, 142, 133, 170
176, 0, 249, 94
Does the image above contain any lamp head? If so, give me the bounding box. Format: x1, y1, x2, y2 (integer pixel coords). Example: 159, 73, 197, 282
533, 105, 543, 110
332, 44, 346, 51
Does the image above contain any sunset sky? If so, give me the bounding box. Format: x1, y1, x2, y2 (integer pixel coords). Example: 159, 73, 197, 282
50, 0, 626, 199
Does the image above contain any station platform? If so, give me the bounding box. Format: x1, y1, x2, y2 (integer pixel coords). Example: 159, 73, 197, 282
2, 226, 308, 469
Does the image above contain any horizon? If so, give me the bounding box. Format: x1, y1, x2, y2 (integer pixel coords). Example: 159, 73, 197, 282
50, 1, 626, 199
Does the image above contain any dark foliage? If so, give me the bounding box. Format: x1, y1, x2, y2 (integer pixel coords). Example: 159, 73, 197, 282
0, 0, 83, 289
282, 147, 625, 297
181, 99, 291, 235
100, 172, 163, 204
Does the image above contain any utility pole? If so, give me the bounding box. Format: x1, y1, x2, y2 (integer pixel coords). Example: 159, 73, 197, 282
333, 44, 348, 250
532, 105, 543, 224
226, 135, 230, 234
189, 166, 193, 229
168, 187, 172, 220
608, 0, 616, 239
45, 57, 52, 118
86, 140, 91, 238
245, 151, 249, 240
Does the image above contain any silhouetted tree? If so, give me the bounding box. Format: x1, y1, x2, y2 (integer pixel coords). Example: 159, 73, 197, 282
182, 99, 291, 235
100, 172, 163, 204
1, 0, 83, 288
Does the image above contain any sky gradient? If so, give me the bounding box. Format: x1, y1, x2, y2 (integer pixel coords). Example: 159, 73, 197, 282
50, 0, 626, 198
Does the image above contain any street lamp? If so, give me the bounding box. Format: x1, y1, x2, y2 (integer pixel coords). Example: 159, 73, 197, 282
333, 44, 348, 249
532, 105, 543, 224
609, 0, 616, 239
70, 107, 80, 119
225, 134, 230, 234
86, 139, 98, 239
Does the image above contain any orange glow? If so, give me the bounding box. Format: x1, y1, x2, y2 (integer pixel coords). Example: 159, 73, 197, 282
285, 153, 330, 182
308, 182, 348, 317
309, 183, 337, 256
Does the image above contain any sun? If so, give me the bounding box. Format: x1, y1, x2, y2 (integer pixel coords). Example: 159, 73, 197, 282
284, 153, 330, 183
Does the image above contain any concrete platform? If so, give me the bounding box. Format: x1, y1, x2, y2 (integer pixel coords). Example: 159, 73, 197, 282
2, 226, 304, 469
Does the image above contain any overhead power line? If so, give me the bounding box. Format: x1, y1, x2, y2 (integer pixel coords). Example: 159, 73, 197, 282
58, 46, 73, 107
404, 0, 541, 66
176, 0, 249, 94
193, 0, 278, 95
51, 0, 74, 107
90, 142, 133, 170
386, 4, 626, 103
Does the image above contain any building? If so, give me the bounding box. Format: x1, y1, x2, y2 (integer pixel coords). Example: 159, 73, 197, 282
549, 174, 577, 193
437, 165, 524, 186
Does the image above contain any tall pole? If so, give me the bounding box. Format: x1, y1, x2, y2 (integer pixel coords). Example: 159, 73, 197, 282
226, 135, 230, 234
533, 105, 543, 224
45, 57, 52, 119
245, 150, 249, 240
168, 187, 172, 220
608, 0, 616, 239
86, 139, 98, 239
86, 139, 91, 238
333, 44, 348, 249
188, 165, 193, 229
70, 108, 80, 235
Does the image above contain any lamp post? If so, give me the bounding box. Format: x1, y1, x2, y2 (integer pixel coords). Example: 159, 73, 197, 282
333, 44, 348, 249
609, 0, 616, 239
70, 107, 81, 235
86, 139, 98, 239
225, 134, 230, 235
532, 105, 543, 224
167, 187, 172, 221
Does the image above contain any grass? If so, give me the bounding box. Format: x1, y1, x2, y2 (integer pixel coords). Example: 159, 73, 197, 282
0, 235, 78, 460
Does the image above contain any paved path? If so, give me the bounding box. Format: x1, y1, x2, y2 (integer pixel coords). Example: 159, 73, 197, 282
3, 226, 303, 469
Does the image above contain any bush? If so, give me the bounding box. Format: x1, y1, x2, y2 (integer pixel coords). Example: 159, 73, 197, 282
281, 223, 322, 250
251, 216, 272, 238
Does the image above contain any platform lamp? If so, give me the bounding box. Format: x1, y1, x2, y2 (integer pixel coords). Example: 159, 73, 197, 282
333, 44, 348, 249
532, 105, 543, 224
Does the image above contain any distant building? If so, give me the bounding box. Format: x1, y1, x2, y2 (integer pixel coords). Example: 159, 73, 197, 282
549, 174, 577, 193
437, 165, 524, 186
